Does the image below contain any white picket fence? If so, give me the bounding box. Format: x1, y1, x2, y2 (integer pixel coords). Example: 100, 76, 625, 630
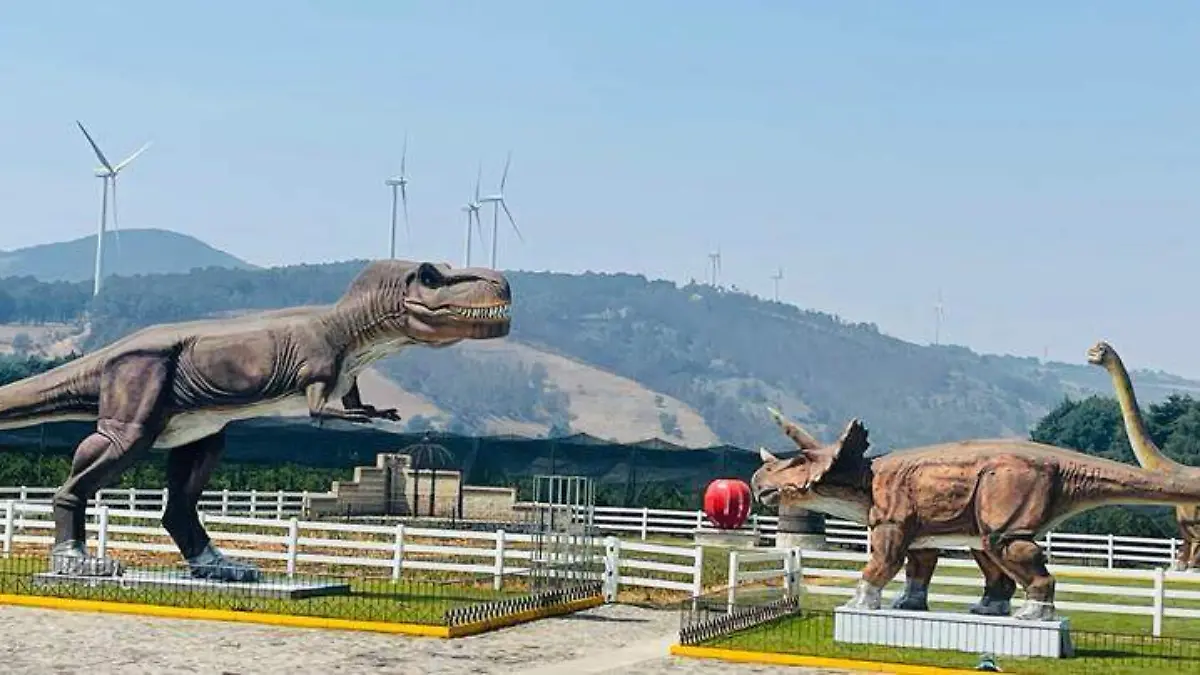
727, 547, 1200, 637
0, 500, 700, 600
1, 486, 1186, 571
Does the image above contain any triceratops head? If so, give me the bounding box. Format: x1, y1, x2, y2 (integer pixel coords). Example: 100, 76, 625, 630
750, 407, 871, 507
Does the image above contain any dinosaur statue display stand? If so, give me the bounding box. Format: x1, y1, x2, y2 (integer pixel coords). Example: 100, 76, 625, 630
693, 528, 761, 549
834, 606, 1074, 659
32, 567, 352, 600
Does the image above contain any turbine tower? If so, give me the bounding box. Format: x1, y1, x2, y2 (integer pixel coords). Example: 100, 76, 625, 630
933, 289, 946, 346
770, 267, 783, 301
461, 164, 487, 267
479, 151, 522, 269
707, 249, 722, 287
76, 121, 151, 297
384, 134, 410, 259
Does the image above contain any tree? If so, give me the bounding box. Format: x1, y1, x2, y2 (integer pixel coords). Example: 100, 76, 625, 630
10, 333, 32, 356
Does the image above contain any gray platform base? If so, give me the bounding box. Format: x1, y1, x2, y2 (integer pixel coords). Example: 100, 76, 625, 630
834, 606, 1074, 658
694, 528, 761, 549
33, 569, 351, 600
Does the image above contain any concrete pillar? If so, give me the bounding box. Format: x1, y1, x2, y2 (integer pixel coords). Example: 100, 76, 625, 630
775, 504, 826, 551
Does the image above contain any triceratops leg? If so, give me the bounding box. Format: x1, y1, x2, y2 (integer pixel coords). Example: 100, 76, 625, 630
891, 548, 938, 611
51, 353, 173, 577
968, 549, 1016, 616
162, 431, 260, 583
845, 522, 909, 611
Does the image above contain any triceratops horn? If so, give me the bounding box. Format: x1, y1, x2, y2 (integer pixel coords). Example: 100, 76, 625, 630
766, 406, 822, 450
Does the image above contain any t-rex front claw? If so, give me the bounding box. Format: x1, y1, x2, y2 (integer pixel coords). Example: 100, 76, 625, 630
186, 543, 261, 583
50, 540, 124, 577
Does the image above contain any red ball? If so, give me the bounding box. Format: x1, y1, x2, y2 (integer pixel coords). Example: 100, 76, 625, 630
703, 478, 752, 530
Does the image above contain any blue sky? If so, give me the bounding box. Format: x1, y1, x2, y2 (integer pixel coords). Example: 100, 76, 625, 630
2, 2, 1199, 375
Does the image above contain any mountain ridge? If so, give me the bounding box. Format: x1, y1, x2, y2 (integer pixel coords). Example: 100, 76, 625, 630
1, 231, 1197, 450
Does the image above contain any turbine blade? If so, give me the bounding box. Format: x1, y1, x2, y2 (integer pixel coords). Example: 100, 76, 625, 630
474, 162, 482, 202
401, 183, 409, 240
113, 141, 151, 172
76, 121, 115, 173
500, 199, 523, 242
400, 132, 407, 175
499, 151, 511, 192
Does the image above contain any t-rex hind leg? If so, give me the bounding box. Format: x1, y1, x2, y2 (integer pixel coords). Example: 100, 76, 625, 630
892, 549, 938, 610
50, 353, 173, 577
968, 550, 1016, 616
162, 432, 260, 583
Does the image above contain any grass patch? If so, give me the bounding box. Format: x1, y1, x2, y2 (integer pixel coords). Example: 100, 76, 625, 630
0, 555, 523, 626
702, 611, 1200, 674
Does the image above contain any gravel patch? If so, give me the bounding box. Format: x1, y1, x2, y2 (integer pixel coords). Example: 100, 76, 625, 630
0, 604, 860, 674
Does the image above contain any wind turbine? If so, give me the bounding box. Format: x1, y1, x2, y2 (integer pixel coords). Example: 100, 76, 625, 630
770, 267, 783, 301
76, 121, 151, 297
461, 164, 487, 267
478, 151, 522, 269
933, 289, 946, 346
707, 249, 722, 287
384, 134, 410, 259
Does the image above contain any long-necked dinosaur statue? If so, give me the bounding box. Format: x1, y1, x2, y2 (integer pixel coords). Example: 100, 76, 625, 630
1087, 340, 1200, 571
751, 407, 1200, 620
0, 260, 512, 582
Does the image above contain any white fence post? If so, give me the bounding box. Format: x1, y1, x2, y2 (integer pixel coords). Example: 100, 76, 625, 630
784, 547, 800, 600
603, 536, 620, 602
1171, 538, 1179, 567
726, 549, 740, 612
250, 490, 258, 517
221, 489, 230, 516
493, 529, 506, 591
1107, 534, 1115, 568
692, 544, 704, 598
285, 518, 299, 576
1045, 531, 1053, 562
2, 500, 13, 554
127, 488, 136, 512
276, 490, 285, 519
96, 505, 109, 559
160, 488, 168, 514
18, 486, 26, 503
1153, 567, 1165, 637
391, 523, 405, 581
640, 507, 649, 541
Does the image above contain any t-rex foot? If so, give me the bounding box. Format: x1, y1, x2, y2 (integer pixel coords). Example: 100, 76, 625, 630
1012, 599, 1056, 621
841, 580, 883, 610
50, 540, 124, 577
969, 595, 1012, 616
186, 543, 261, 583
890, 580, 930, 611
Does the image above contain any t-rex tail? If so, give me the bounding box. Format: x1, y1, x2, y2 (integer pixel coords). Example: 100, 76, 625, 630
0, 358, 99, 431
1088, 340, 1200, 569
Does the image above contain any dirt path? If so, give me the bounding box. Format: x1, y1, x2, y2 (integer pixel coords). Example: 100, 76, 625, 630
0, 604, 856, 674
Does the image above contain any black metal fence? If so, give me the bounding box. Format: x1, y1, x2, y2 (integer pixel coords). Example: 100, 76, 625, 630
678, 591, 1200, 674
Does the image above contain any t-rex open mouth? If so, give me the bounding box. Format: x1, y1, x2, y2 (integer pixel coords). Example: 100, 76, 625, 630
406, 300, 512, 321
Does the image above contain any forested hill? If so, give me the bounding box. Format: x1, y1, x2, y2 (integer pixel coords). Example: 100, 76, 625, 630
2, 259, 1198, 451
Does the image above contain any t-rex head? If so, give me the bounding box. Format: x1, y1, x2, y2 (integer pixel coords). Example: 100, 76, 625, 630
338, 260, 512, 345
750, 407, 871, 508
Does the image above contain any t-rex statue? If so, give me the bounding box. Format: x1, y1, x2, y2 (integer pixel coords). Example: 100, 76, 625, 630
750, 407, 1200, 620
0, 260, 512, 583
1087, 340, 1200, 572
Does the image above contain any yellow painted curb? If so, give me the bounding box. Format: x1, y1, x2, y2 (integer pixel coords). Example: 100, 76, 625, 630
669, 645, 986, 674
447, 595, 606, 637
0, 593, 450, 637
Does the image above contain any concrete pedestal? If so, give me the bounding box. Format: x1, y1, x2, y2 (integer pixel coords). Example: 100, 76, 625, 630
776, 505, 826, 551
34, 569, 351, 600
694, 528, 761, 549
834, 607, 1073, 658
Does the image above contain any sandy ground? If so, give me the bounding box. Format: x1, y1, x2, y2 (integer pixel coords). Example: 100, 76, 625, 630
0, 604, 859, 675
